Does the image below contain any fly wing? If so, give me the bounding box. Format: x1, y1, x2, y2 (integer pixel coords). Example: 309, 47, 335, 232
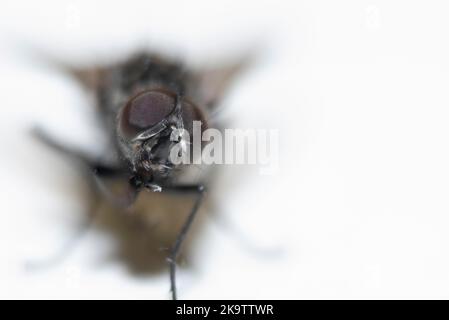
65, 65, 108, 91
187, 54, 253, 111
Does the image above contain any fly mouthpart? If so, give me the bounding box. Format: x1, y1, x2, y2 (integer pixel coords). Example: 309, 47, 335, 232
145, 183, 162, 192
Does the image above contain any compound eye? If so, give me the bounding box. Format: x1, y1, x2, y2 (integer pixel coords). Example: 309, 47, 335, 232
120, 89, 176, 138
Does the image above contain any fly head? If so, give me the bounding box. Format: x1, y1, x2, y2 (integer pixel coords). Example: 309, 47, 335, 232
117, 87, 206, 191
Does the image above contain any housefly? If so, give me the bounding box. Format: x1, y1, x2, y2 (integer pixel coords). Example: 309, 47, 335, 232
32, 50, 246, 299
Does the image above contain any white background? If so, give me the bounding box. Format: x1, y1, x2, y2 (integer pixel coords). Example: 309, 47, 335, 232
1, 0, 449, 299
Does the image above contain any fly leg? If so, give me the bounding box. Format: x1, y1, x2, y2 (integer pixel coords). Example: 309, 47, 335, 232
32, 127, 135, 206
162, 184, 205, 300
26, 128, 126, 270
32, 127, 122, 178
25, 187, 100, 271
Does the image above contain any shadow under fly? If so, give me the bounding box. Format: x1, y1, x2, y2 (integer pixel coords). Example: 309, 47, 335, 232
29, 50, 248, 299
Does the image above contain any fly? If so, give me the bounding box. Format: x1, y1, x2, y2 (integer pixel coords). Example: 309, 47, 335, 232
32, 50, 246, 299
